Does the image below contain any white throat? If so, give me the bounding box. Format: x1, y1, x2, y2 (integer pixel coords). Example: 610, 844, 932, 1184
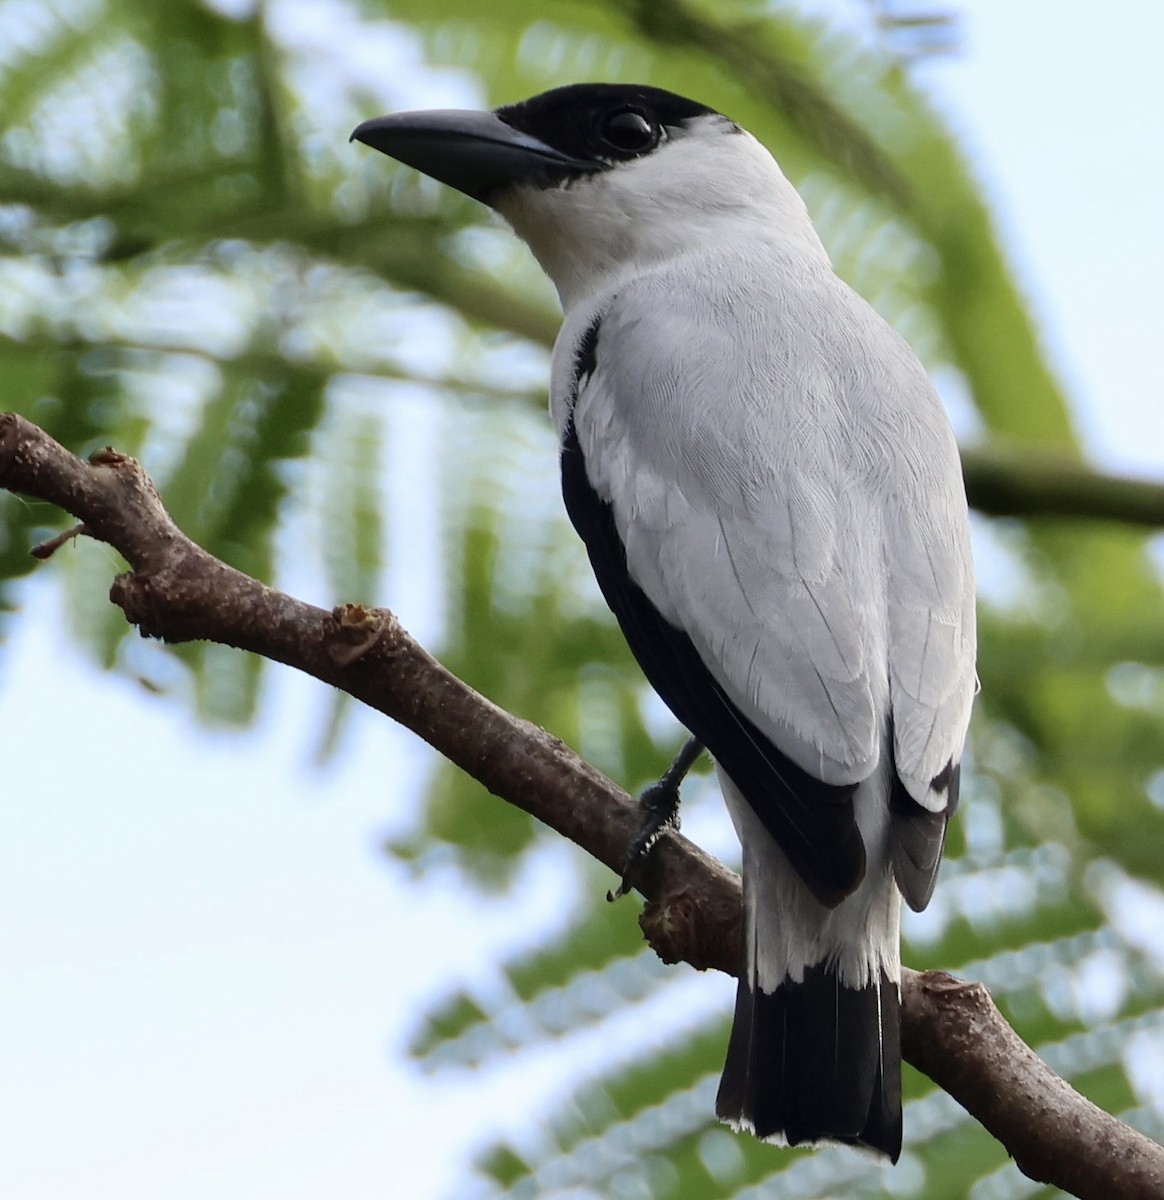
494, 127, 829, 313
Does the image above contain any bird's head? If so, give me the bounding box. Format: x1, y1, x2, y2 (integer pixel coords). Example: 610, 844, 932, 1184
352, 83, 825, 309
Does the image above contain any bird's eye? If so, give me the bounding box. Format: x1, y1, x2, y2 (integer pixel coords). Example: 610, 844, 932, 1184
600, 109, 659, 155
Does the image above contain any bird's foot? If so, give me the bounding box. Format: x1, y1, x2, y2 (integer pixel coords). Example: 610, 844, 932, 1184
607, 779, 683, 901
607, 737, 703, 901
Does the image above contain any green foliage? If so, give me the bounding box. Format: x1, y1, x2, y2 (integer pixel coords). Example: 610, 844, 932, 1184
2, 1, 1162, 1196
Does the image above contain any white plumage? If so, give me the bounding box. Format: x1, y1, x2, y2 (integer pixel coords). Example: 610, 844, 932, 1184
353, 82, 977, 1161
545, 250, 974, 796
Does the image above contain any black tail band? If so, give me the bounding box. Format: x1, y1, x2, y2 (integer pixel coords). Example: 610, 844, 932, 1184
715, 962, 902, 1161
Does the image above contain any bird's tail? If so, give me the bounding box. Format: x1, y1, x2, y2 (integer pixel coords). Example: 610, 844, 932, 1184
714, 958, 902, 1159
715, 773, 903, 1162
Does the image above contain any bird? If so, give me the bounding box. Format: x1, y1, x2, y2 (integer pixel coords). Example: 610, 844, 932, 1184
352, 82, 976, 1162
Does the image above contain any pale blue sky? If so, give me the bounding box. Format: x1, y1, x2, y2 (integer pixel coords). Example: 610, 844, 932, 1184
2, 2, 1163, 1198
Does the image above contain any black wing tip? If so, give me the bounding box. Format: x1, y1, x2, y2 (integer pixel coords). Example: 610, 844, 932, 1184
806, 813, 866, 908
890, 803, 948, 911
716, 963, 902, 1162
889, 760, 961, 912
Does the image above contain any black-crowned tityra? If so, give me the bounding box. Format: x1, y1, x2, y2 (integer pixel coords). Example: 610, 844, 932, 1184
353, 83, 976, 1162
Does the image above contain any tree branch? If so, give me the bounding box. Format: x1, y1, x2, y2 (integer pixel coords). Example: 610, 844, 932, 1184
2, 410, 1162, 1199
962, 445, 1164, 528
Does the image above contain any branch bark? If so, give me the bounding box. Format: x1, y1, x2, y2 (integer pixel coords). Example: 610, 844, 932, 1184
2, 410, 1162, 1199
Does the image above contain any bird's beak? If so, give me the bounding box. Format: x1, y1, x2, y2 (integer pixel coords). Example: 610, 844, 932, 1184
350, 108, 595, 204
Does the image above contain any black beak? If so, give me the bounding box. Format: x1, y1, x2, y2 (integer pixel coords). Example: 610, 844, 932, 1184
350, 109, 595, 204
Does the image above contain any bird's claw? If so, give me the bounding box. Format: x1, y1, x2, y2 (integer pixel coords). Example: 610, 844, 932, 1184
607, 780, 682, 901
